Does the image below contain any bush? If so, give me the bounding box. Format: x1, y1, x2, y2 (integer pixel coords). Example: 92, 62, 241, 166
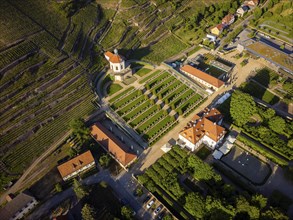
237, 134, 288, 166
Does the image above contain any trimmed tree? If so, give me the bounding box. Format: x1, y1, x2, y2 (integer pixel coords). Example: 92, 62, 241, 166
121, 205, 134, 220
69, 118, 90, 144
73, 178, 88, 199
81, 203, 96, 220
230, 91, 256, 126
55, 183, 62, 193
99, 154, 112, 168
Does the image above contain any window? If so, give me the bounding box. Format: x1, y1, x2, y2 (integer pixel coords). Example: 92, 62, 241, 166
121, 64, 123, 69
116, 66, 118, 70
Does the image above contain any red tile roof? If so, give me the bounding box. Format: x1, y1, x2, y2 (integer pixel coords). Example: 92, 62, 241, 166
180, 65, 224, 88
104, 51, 123, 63
57, 151, 95, 179
222, 14, 234, 24
216, 23, 224, 31
90, 122, 137, 167
180, 108, 226, 144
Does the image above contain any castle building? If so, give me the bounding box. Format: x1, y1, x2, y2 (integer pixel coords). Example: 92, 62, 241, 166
178, 108, 226, 151
104, 49, 132, 81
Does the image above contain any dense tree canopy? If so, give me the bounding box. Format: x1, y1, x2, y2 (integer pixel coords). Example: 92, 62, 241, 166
73, 178, 88, 199
184, 192, 206, 219
69, 118, 90, 144
268, 116, 286, 134
81, 203, 96, 220
230, 91, 257, 126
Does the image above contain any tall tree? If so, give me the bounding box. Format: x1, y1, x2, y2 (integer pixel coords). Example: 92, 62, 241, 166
121, 205, 134, 220
251, 194, 267, 210
73, 178, 88, 199
236, 196, 260, 219
69, 118, 90, 144
81, 203, 95, 220
230, 91, 256, 126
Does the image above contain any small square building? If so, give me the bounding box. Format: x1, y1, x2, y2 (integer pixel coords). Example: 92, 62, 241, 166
104, 49, 132, 81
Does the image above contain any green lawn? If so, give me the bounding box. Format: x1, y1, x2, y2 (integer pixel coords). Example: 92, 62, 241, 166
129, 105, 158, 126
107, 83, 122, 96
145, 115, 175, 138
139, 70, 162, 84
135, 68, 152, 77
123, 100, 151, 121
137, 111, 165, 133
109, 87, 134, 102
111, 91, 139, 109
117, 95, 145, 115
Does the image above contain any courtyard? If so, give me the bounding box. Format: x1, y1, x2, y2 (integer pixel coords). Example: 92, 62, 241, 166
221, 145, 272, 185
107, 69, 204, 145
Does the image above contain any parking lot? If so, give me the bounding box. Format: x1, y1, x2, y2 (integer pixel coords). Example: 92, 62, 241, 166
140, 193, 171, 219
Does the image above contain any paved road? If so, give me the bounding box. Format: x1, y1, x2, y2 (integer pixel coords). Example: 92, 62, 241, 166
27, 169, 152, 220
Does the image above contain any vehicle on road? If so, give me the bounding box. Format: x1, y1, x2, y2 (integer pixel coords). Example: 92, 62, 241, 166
154, 205, 163, 215
146, 199, 155, 209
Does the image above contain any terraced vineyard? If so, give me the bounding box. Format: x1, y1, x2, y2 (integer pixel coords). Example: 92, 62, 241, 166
109, 70, 204, 144
0, 0, 233, 189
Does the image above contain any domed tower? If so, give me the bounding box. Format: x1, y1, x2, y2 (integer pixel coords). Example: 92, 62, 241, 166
104, 49, 131, 81
104, 49, 125, 73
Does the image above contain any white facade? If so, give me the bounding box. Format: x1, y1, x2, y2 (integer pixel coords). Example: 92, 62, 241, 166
114, 71, 132, 81
178, 134, 200, 151
110, 60, 126, 73
206, 34, 217, 42
182, 70, 219, 91
63, 161, 95, 181
179, 132, 225, 152
12, 199, 38, 220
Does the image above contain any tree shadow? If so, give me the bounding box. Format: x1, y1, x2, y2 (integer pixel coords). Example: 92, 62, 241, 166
121, 46, 152, 61
253, 68, 271, 88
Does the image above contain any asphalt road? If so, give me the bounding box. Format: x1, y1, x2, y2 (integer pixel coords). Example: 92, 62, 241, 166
27, 169, 152, 220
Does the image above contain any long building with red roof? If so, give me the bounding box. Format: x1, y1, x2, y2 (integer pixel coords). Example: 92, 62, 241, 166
90, 122, 137, 169
57, 150, 95, 181
180, 65, 224, 91
178, 108, 226, 151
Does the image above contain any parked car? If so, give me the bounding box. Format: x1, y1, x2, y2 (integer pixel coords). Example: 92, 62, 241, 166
146, 199, 155, 209
154, 205, 163, 215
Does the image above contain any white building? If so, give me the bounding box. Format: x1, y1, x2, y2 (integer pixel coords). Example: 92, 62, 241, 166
104, 49, 132, 81
57, 150, 96, 181
178, 108, 226, 151
237, 5, 250, 17
0, 193, 38, 220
